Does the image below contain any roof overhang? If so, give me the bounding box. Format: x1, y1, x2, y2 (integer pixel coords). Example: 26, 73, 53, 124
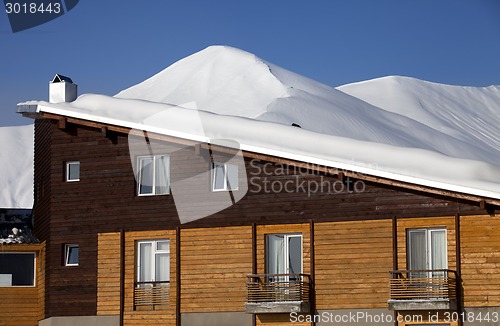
17, 101, 500, 208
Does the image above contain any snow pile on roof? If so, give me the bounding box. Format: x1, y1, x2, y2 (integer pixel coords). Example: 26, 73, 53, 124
0, 125, 34, 209
115, 46, 500, 166
338, 76, 500, 165
18, 46, 500, 200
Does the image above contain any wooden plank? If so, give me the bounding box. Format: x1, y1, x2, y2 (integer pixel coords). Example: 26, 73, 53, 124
314, 220, 392, 309
180, 226, 252, 313
461, 214, 500, 307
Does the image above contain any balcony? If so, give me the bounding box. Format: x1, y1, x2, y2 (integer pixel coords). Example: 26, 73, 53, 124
245, 274, 311, 314
388, 270, 458, 311
134, 281, 170, 310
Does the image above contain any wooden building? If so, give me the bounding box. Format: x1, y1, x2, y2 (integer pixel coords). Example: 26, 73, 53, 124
14, 75, 500, 326
0, 210, 45, 326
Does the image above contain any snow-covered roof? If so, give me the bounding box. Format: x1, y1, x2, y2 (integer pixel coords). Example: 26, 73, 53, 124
0, 125, 34, 209
17, 45, 500, 202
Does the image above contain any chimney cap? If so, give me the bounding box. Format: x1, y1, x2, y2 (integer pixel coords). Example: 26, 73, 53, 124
51, 74, 73, 84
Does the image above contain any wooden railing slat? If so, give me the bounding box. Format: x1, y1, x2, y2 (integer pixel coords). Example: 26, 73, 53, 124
246, 274, 311, 303
134, 282, 170, 307
389, 270, 457, 301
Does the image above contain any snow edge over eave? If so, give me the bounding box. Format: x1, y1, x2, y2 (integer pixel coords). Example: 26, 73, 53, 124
26, 98, 500, 202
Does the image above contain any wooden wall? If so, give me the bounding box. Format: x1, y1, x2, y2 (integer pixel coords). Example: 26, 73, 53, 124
124, 230, 177, 325
97, 230, 177, 325
37, 243, 46, 322
33, 118, 493, 318
33, 120, 52, 320
315, 220, 393, 309
461, 214, 500, 307
33, 120, 52, 244
180, 226, 252, 313
255, 224, 310, 326
0, 243, 45, 326
97, 232, 120, 316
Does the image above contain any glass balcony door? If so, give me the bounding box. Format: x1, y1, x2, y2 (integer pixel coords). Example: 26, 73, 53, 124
407, 228, 447, 278
266, 234, 302, 283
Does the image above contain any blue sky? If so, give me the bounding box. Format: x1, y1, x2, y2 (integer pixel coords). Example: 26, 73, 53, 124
1, 0, 499, 126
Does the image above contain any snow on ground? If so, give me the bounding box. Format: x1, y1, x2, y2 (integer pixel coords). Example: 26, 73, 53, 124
17, 45, 500, 200
0, 124, 34, 208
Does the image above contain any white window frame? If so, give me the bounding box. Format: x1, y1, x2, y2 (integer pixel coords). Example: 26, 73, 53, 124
407, 227, 447, 278
66, 161, 80, 182
64, 244, 79, 266
265, 233, 303, 282
0, 252, 36, 287
212, 162, 238, 191
137, 155, 170, 196
136, 239, 170, 286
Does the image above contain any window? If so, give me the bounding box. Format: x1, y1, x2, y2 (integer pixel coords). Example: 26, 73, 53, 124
137, 155, 170, 196
212, 162, 238, 191
66, 161, 80, 182
0, 253, 35, 286
136, 240, 170, 287
65, 244, 79, 266
407, 228, 447, 277
266, 234, 302, 282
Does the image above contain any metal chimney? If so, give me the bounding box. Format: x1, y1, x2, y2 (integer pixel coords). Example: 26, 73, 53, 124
49, 74, 77, 103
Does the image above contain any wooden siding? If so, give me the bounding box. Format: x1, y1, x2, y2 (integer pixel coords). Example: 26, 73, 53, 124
97, 230, 177, 325
32, 118, 493, 317
396, 216, 457, 272
0, 243, 45, 326
315, 220, 393, 309
33, 120, 52, 243
254, 224, 310, 326
180, 226, 252, 312
37, 243, 46, 322
461, 214, 500, 307
124, 230, 177, 325
97, 232, 120, 316
33, 120, 52, 319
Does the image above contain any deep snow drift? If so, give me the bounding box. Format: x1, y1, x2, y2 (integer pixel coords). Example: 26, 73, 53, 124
116, 46, 500, 165
17, 45, 500, 200
0, 124, 34, 208
338, 76, 500, 165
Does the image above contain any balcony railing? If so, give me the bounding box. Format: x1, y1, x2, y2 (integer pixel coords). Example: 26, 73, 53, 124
245, 274, 311, 313
134, 281, 170, 309
389, 269, 458, 310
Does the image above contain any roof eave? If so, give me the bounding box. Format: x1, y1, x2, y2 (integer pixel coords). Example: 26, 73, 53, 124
26, 109, 500, 209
